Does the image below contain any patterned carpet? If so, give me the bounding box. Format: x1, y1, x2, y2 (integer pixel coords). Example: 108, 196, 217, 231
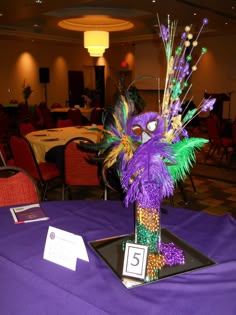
163, 124, 236, 218
162, 175, 236, 217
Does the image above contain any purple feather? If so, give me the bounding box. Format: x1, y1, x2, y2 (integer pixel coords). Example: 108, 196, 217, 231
121, 138, 175, 207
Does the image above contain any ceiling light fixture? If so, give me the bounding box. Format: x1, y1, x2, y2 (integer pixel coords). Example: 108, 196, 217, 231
58, 13, 133, 57
84, 30, 109, 57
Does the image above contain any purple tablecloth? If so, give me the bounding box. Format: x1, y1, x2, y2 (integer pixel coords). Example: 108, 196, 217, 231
0, 200, 236, 315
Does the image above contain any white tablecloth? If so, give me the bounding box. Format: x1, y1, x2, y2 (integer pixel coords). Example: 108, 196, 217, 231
26, 126, 101, 163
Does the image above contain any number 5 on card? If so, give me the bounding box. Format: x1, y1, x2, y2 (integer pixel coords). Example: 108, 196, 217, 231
122, 242, 148, 280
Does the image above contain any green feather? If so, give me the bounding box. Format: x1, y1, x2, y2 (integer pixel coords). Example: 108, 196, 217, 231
121, 99, 127, 122
166, 137, 208, 183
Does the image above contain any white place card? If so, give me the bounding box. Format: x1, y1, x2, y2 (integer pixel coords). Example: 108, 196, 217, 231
122, 242, 148, 280
43, 226, 89, 271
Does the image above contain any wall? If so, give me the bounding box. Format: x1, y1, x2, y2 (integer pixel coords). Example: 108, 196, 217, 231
134, 35, 236, 119
134, 39, 166, 91
0, 37, 135, 108
1, 34, 236, 119
0, 38, 93, 106
103, 43, 135, 105
192, 34, 236, 119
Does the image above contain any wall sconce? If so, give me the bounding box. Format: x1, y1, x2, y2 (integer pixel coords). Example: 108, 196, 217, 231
84, 31, 109, 57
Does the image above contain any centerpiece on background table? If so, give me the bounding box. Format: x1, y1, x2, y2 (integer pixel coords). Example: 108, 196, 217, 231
22, 81, 33, 104
88, 15, 216, 288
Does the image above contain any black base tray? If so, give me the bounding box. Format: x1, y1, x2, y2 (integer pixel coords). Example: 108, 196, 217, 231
89, 229, 216, 289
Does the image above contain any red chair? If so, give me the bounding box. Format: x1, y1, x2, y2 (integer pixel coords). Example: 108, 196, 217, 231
51, 103, 62, 109
0, 112, 9, 144
10, 136, 61, 200
0, 166, 40, 206
90, 108, 104, 125
204, 117, 222, 162
62, 137, 102, 200
67, 108, 83, 126
205, 117, 234, 165
39, 102, 55, 129
34, 105, 44, 129
226, 121, 236, 167
17, 102, 34, 123
57, 118, 74, 128
0, 142, 14, 166
19, 121, 36, 136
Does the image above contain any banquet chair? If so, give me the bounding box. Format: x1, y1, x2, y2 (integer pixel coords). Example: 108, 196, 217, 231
0, 142, 15, 166
0, 112, 9, 144
205, 117, 234, 165
226, 120, 236, 168
51, 103, 62, 109
90, 108, 104, 125
219, 134, 234, 166
34, 105, 44, 129
62, 137, 104, 200
39, 102, 55, 129
9, 135, 61, 200
204, 117, 222, 162
67, 108, 83, 126
57, 118, 74, 128
17, 102, 34, 124
19, 121, 36, 136
0, 166, 40, 206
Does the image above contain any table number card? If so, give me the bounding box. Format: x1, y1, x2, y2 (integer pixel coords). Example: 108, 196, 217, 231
122, 242, 149, 280
43, 226, 89, 271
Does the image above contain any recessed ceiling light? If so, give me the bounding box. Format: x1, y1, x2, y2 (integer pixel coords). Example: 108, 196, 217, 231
193, 13, 197, 16
232, 6, 235, 10
35, 0, 43, 3
0, 13, 3, 16
225, 22, 228, 25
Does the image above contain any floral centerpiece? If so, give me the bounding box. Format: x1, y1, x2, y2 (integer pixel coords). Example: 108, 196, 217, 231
23, 83, 33, 102
85, 15, 216, 282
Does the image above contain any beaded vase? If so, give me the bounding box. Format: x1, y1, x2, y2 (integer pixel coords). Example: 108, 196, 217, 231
135, 197, 165, 282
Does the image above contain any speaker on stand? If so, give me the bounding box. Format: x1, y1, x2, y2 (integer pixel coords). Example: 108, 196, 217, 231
39, 67, 50, 104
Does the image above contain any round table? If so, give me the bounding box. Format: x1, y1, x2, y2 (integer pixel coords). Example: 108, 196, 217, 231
26, 126, 101, 163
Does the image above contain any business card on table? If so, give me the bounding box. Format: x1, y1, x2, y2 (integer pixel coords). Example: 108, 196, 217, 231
43, 226, 89, 271
10, 203, 49, 224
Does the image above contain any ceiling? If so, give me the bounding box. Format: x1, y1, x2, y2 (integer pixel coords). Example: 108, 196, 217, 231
0, 0, 236, 45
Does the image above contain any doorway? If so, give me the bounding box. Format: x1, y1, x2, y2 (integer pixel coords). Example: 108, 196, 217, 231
68, 71, 84, 107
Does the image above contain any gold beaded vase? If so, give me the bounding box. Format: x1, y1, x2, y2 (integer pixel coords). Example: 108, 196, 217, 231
135, 201, 165, 282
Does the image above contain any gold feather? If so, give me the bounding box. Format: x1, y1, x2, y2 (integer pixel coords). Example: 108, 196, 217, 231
112, 113, 123, 135
104, 145, 123, 169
